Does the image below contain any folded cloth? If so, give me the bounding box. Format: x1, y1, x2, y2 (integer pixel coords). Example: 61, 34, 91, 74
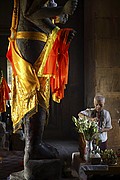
80, 164, 108, 171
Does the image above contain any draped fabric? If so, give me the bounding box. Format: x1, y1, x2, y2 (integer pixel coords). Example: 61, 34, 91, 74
6, 27, 71, 132
0, 78, 11, 113
6, 27, 59, 132
43, 28, 72, 102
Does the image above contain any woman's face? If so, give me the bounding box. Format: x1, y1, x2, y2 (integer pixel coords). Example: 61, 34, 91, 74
94, 99, 105, 112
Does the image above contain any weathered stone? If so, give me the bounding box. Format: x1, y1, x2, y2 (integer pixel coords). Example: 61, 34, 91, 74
10, 159, 61, 180
9, 170, 25, 180
96, 68, 120, 93
0, 121, 6, 149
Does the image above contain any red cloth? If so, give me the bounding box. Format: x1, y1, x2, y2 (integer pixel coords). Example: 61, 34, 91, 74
43, 28, 72, 101
6, 42, 17, 75
0, 78, 11, 112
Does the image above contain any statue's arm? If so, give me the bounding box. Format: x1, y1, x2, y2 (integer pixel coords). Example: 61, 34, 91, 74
22, 0, 78, 26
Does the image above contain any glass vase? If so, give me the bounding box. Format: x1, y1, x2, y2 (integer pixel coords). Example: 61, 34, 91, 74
85, 140, 93, 163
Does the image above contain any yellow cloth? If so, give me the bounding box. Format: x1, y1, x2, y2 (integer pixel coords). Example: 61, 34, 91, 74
8, 28, 60, 132
16, 31, 48, 42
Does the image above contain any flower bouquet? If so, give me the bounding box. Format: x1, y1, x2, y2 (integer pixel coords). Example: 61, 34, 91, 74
72, 115, 100, 162
72, 116, 98, 141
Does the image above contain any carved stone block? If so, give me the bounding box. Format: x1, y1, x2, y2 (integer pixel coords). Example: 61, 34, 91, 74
10, 159, 61, 180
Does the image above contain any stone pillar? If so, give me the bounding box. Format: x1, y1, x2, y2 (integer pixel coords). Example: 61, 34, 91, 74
84, 0, 120, 150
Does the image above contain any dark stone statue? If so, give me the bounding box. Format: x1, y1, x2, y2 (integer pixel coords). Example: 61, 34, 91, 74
7, 0, 78, 179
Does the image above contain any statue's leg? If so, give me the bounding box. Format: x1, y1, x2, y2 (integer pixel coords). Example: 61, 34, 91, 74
24, 105, 59, 164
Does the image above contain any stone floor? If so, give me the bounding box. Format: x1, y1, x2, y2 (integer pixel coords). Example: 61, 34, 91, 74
1, 140, 120, 180
0, 150, 24, 180
0, 140, 79, 180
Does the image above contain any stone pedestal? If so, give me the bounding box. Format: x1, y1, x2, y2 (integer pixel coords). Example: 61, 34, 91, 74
9, 159, 61, 180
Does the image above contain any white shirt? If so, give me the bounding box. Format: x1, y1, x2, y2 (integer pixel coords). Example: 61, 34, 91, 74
80, 108, 112, 142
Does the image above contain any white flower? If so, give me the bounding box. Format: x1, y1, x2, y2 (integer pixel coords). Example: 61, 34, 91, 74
72, 116, 98, 141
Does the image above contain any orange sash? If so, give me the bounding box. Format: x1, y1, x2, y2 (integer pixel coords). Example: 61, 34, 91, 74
43, 28, 72, 102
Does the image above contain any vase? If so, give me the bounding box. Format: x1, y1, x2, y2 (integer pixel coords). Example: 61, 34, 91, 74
78, 133, 86, 161
85, 140, 93, 163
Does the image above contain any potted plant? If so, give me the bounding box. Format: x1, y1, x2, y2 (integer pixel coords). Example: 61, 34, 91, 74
101, 149, 118, 165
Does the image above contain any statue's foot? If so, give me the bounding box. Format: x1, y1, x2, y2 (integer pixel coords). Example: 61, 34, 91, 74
42, 141, 58, 153
29, 142, 59, 160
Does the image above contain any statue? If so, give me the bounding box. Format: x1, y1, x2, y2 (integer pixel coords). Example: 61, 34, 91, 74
6, 0, 78, 179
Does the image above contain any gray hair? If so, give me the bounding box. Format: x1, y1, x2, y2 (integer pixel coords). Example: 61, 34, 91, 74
94, 94, 105, 103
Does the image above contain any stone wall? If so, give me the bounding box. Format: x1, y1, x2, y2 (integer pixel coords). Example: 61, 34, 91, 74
84, 0, 120, 150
